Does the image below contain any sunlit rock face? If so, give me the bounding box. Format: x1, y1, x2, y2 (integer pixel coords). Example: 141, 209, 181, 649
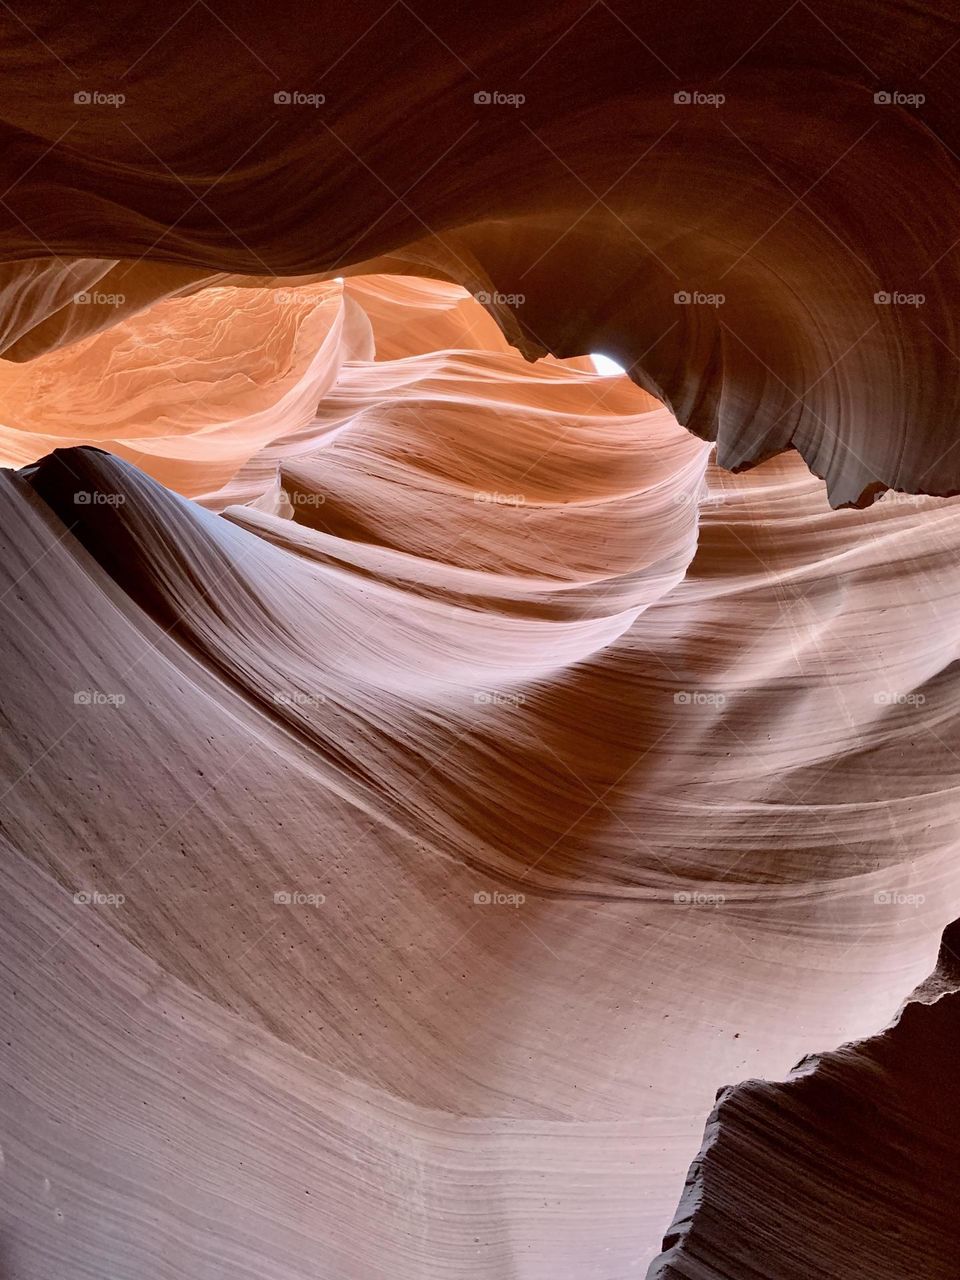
2, 273, 960, 1279
0, 278, 362, 495
2, 5, 960, 1279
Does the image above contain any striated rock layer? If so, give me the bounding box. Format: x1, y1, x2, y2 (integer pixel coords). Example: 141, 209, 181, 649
3, 3, 960, 500
0, 271, 959, 1276
648, 919, 960, 1280
3, 3, 960, 1263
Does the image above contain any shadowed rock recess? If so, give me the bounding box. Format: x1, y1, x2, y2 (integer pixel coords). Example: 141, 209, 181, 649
2, 5, 960, 1279
648, 919, 960, 1280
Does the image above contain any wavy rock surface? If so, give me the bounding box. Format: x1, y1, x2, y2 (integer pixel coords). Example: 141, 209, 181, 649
0, 273, 598, 504
3, 3, 960, 499
0, 269, 958, 1276
0, 277, 367, 495
3, 7, 960, 1263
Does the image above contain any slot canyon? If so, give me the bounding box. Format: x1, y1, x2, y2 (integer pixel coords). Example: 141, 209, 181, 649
1, 4, 959, 1277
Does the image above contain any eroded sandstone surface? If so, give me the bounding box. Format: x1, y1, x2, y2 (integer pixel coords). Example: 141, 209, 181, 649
2, 6, 960, 1277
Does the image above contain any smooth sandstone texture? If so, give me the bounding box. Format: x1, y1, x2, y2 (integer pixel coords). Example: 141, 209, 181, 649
0, 271, 959, 1277
0, 275, 592, 501
1, 3, 960, 500
648, 919, 960, 1280
0, 279, 364, 493
2, 5, 960, 1275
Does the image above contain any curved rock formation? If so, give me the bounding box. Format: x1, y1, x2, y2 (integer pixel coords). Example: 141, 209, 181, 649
2, 6, 960, 1276
0, 277, 365, 495
0, 272, 958, 1276
648, 918, 960, 1279
2, 3, 960, 500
